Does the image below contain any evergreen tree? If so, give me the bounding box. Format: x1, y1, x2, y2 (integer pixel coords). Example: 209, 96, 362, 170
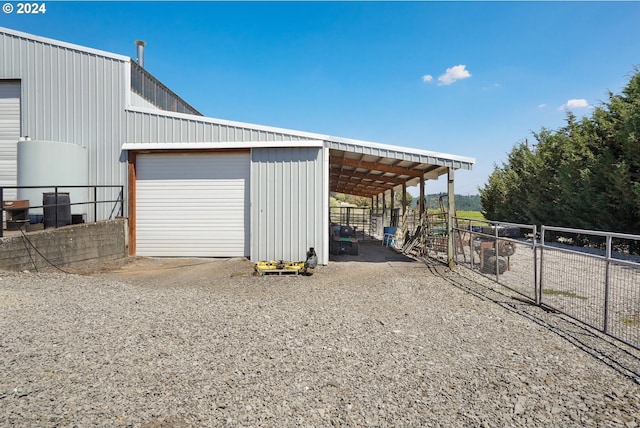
480, 69, 640, 235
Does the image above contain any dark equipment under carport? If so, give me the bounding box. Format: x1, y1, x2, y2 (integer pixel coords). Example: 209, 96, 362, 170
329, 224, 359, 256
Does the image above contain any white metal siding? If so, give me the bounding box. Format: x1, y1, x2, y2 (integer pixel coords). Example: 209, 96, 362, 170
0, 81, 20, 200
251, 147, 327, 264
136, 152, 250, 257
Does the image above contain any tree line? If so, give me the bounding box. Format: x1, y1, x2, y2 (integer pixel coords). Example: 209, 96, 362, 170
331, 192, 482, 211
479, 69, 640, 235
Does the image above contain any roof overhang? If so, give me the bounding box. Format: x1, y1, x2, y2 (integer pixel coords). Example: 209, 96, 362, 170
325, 139, 474, 198
121, 140, 324, 151
122, 107, 475, 199
0, 26, 130, 62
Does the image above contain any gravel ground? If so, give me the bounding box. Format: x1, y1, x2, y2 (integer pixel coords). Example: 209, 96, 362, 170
1, 242, 640, 427
453, 236, 640, 349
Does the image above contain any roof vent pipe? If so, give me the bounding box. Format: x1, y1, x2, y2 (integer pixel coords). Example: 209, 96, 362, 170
135, 40, 146, 67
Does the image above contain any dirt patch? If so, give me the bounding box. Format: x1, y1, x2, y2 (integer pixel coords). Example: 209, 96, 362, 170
78, 241, 423, 288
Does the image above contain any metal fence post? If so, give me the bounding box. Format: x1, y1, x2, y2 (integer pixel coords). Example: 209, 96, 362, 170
94, 186, 98, 223
494, 224, 500, 283
469, 220, 474, 269
533, 225, 539, 305
119, 186, 124, 217
539, 226, 545, 305
604, 235, 612, 333
54, 186, 58, 229
0, 187, 3, 238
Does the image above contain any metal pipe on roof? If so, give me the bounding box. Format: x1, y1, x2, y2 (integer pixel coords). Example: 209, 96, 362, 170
135, 40, 146, 67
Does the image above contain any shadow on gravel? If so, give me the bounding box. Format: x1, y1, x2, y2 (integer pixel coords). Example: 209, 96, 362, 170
329, 240, 416, 264
421, 258, 640, 386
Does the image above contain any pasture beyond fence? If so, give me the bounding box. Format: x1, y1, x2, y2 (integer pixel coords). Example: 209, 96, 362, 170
444, 218, 640, 350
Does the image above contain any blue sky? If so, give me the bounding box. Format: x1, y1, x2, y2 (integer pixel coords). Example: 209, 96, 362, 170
2, 1, 640, 195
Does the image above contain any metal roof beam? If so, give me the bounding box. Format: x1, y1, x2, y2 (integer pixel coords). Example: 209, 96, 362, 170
333, 188, 382, 198
329, 156, 425, 177
329, 169, 407, 186
332, 181, 396, 194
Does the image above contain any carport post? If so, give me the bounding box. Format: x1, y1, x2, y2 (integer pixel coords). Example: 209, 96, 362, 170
419, 174, 425, 221
402, 182, 407, 217
390, 188, 395, 226
447, 167, 455, 269
382, 191, 386, 226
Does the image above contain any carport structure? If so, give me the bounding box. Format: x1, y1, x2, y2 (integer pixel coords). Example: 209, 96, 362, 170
122, 103, 476, 266
327, 139, 473, 204
327, 138, 474, 265
0, 26, 475, 265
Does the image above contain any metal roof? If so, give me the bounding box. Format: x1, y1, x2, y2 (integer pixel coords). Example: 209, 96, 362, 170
329, 149, 450, 198
124, 107, 475, 198
0, 26, 130, 62
1, 26, 475, 199
323, 138, 473, 198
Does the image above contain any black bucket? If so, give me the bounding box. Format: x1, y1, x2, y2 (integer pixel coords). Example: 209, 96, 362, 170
43, 192, 71, 228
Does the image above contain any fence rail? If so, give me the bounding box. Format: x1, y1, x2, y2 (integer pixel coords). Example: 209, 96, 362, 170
1, 185, 125, 238
449, 218, 640, 350
539, 225, 640, 350
453, 218, 539, 303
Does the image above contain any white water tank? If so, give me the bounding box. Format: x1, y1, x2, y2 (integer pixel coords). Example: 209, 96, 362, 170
17, 140, 89, 217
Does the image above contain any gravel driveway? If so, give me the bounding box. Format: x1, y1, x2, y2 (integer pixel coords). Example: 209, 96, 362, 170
1, 242, 639, 427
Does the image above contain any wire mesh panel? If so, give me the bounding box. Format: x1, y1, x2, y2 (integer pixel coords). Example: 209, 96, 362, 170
540, 226, 640, 349
607, 262, 640, 348
454, 218, 537, 301
540, 246, 606, 331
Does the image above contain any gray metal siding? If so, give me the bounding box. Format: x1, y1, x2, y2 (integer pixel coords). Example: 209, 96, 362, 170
325, 140, 474, 171
251, 147, 327, 264
0, 29, 128, 220
0, 81, 21, 200
126, 109, 313, 144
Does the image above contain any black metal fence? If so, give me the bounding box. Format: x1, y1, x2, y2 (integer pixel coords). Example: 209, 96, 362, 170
1, 185, 124, 238
329, 207, 373, 240
329, 207, 421, 241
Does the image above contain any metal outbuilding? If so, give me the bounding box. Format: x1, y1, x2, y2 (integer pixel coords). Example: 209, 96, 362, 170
0, 26, 475, 265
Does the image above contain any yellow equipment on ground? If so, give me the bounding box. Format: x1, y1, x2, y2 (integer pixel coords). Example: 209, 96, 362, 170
254, 260, 306, 276
254, 248, 317, 276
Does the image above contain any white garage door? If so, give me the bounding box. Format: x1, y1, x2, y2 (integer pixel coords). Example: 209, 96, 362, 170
0, 81, 20, 200
136, 152, 250, 257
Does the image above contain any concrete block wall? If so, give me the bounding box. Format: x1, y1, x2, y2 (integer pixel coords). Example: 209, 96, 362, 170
0, 219, 127, 271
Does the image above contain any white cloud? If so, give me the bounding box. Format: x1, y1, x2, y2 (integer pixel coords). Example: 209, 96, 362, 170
422, 74, 433, 83
560, 99, 590, 110
438, 64, 472, 85
538, 103, 547, 108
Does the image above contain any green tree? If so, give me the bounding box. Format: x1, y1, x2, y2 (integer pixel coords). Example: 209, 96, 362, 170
480, 69, 640, 234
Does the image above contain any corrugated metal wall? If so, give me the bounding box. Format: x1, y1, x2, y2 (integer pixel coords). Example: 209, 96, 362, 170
0, 81, 21, 200
126, 109, 314, 144
0, 30, 129, 220
251, 147, 327, 265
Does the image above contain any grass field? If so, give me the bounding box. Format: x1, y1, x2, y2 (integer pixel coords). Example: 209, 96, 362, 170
455, 211, 486, 221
